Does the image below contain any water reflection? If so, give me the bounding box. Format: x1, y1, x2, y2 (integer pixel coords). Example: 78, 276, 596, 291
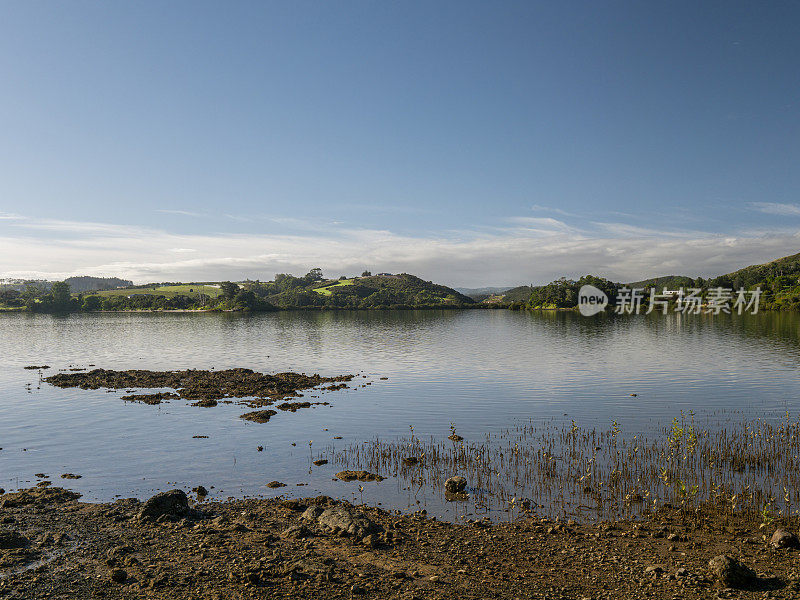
1, 309, 799, 519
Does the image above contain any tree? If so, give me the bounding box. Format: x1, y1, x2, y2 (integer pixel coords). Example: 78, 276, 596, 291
82, 295, 102, 311
220, 282, 240, 300
50, 281, 73, 311
361, 270, 371, 277
304, 268, 324, 284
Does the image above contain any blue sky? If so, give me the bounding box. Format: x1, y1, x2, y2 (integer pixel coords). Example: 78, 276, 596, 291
1, 1, 799, 285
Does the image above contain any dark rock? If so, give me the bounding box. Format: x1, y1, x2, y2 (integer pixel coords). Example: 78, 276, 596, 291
240, 410, 277, 423
278, 401, 312, 412
121, 392, 178, 405
0, 486, 80, 508
60, 473, 82, 480
708, 554, 757, 588
302, 506, 325, 521
444, 476, 467, 494
109, 568, 128, 583
266, 481, 286, 488
192, 486, 208, 497
771, 528, 800, 549
138, 489, 189, 521
192, 399, 217, 408
316, 506, 378, 539
281, 525, 312, 539
313, 459, 328, 466
335, 470, 384, 482
0, 530, 29, 549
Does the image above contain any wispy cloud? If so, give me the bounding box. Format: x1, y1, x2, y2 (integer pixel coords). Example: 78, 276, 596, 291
156, 209, 209, 218
530, 204, 579, 217
0, 212, 798, 286
749, 202, 800, 216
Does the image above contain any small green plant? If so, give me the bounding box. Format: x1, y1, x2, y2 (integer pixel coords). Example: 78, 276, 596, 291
760, 503, 775, 528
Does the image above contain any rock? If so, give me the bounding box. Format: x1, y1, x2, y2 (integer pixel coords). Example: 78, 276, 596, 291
138, 489, 189, 521
266, 481, 286, 488
708, 554, 757, 588
444, 476, 467, 494
645, 565, 665, 575
107, 545, 134, 559
192, 399, 218, 407
313, 459, 328, 466
0, 529, 29, 549
282, 499, 306, 511
109, 568, 128, 583
281, 525, 312, 539
316, 506, 378, 539
301, 506, 324, 521
335, 470, 384, 482
60, 473, 82, 479
240, 409, 277, 423
192, 485, 208, 497
771, 528, 800, 549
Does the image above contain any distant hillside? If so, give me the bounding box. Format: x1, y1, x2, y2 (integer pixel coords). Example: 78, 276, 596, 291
626, 275, 695, 290
260, 273, 475, 309
455, 286, 513, 300
64, 276, 133, 293
706, 251, 800, 289
501, 285, 536, 303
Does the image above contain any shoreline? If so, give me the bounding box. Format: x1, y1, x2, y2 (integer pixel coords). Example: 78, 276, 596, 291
1, 486, 798, 599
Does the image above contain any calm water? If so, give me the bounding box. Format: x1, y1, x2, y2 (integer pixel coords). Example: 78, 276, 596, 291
1, 309, 800, 519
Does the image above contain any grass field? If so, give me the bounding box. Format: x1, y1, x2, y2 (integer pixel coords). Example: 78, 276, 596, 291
83, 284, 224, 299
313, 279, 356, 295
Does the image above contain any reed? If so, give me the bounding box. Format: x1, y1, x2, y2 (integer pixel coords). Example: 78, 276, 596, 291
326, 411, 800, 525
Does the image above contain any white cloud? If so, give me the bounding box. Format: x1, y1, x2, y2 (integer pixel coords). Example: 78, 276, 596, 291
749, 202, 800, 216
0, 215, 798, 286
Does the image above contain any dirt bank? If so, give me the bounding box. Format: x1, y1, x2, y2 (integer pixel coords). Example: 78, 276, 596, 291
2, 485, 800, 599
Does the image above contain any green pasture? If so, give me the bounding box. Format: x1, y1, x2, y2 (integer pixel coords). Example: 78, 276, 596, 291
83, 284, 224, 299
313, 279, 356, 296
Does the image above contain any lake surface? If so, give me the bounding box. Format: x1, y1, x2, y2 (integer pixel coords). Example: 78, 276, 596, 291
1, 309, 799, 520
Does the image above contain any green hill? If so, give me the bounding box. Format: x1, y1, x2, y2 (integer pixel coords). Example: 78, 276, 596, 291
500, 285, 536, 303
705, 251, 800, 310
259, 273, 475, 309
626, 275, 695, 290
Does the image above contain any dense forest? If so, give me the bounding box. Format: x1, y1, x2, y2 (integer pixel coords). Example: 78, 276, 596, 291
523, 252, 800, 311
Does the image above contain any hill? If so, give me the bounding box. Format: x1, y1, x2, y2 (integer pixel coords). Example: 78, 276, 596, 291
626, 275, 695, 290
455, 286, 514, 300
64, 276, 133, 293
32, 271, 475, 312
501, 285, 537, 303
705, 251, 800, 310
256, 272, 475, 309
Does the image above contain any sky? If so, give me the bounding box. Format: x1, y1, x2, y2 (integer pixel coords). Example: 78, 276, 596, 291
1, 1, 799, 286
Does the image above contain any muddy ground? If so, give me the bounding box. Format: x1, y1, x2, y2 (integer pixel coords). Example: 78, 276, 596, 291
2, 485, 800, 600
